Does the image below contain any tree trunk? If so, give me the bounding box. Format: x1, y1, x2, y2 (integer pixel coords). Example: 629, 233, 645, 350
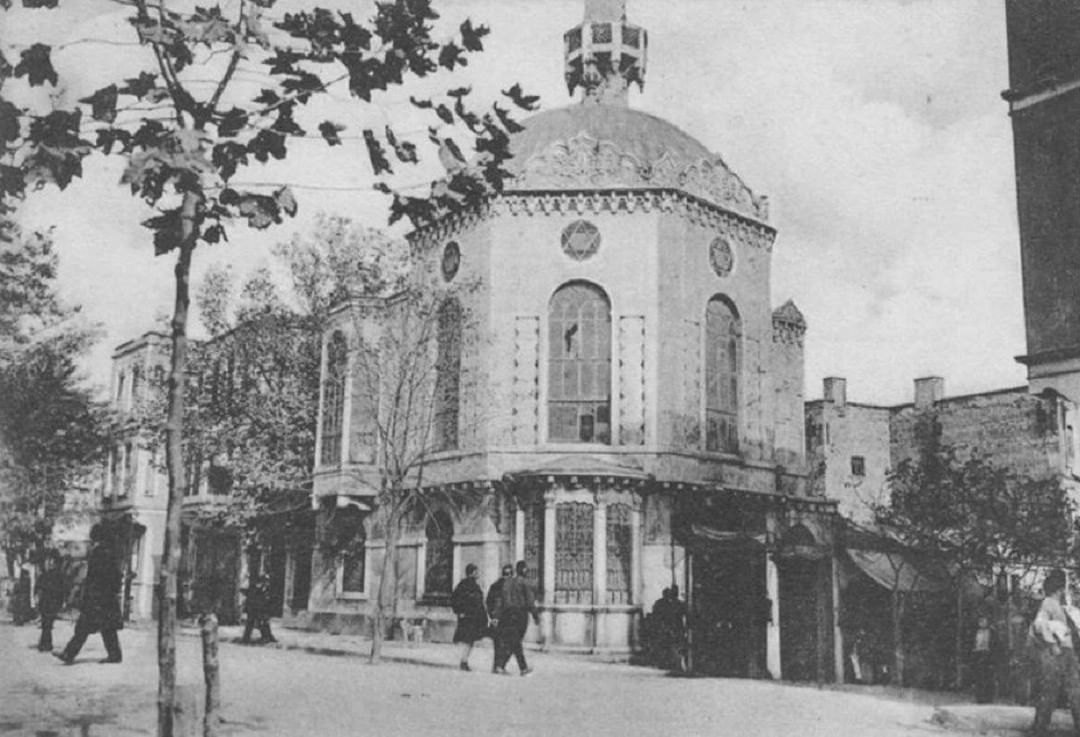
201, 613, 221, 737
955, 579, 964, 690
158, 191, 198, 737
892, 587, 905, 687
370, 504, 400, 664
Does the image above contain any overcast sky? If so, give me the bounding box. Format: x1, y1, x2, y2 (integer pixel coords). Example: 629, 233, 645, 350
3, 0, 1022, 406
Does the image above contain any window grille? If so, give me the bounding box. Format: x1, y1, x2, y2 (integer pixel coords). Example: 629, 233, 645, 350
434, 300, 462, 451
606, 504, 632, 604
555, 502, 594, 604
423, 511, 454, 601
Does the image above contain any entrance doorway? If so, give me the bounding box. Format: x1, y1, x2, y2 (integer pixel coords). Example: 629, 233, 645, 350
690, 549, 767, 677
779, 557, 827, 681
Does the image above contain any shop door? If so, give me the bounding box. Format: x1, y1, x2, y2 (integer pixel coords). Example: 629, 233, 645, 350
690, 549, 767, 677
779, 558, 821, 682
289, 545, 313, 612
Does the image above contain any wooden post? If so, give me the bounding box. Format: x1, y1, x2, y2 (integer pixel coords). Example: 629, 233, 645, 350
200, 613, 221, 737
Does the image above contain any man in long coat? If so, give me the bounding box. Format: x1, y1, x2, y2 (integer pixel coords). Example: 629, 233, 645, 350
491, 561, 540, 676
55, 531, 122, 664
451, 563, 488, 671
486, 564, 513, 673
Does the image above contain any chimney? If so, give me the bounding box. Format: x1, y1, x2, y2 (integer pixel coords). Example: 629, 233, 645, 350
823, 377, 847, 408
914, 376, 944, 410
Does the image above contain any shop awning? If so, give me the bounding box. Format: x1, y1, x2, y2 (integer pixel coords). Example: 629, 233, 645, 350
845, 548, 946, 593
688, 523, 768, 550
503, 455, 653, 482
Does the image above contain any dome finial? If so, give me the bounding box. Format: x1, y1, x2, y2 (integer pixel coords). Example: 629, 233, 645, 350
564, 0, 647, 106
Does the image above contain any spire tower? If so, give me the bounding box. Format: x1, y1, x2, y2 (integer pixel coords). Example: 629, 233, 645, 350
564, 0, 647, 105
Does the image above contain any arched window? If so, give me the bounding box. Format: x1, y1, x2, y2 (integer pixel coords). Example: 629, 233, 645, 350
705, 296, 740, 453
423, 511, 453, 601
548, 282, 611, 443
433, 299, 462, 451
320, 331, 348, 467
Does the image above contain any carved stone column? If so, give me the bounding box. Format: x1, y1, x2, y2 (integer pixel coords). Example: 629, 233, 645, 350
593, 498, 608, 650
542, 490, 557, 644
514, 506, 526, 564
630, 499, 642, 607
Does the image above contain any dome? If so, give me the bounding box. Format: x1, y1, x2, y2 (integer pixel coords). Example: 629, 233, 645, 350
507, 104, 770, 223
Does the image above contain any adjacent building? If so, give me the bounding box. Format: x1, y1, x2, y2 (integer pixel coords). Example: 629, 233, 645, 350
305, 0, 839, 681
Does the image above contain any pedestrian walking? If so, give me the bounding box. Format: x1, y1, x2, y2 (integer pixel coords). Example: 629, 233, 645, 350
650, 586, 688, 672
11, 565, 35, 625
1029, 569, 1080, 737
486, 564, 513, 673
490, 561, 539, 676
55, 529, 123, 664
971, 615, 994, 703
241, 574, 277, 644
451, 563, 488, 671
36, 550, 66, 652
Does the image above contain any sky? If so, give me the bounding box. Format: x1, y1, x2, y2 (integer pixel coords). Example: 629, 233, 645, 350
2, 0, 1023, 406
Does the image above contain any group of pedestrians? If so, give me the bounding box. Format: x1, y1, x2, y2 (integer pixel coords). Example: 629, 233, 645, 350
451, 561, 539, 675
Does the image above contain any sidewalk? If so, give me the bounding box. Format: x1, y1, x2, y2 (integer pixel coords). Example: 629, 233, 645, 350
931, 702, 1079, 737
175, 619, 644, 675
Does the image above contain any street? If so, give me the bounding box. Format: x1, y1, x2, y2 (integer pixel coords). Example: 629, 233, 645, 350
0, 620, 960, 737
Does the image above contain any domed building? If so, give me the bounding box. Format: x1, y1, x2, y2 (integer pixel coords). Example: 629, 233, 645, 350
307, 0, 839, 681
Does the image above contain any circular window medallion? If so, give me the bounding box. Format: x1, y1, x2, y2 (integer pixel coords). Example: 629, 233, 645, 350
441, 241, 461, 281
709, 237, 734, 277
561, 220, 601, 261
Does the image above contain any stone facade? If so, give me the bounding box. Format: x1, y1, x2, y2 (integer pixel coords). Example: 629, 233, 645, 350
306, 0, 837, 681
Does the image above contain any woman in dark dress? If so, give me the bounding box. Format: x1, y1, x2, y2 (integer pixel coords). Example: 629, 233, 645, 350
450, 563, 487, 671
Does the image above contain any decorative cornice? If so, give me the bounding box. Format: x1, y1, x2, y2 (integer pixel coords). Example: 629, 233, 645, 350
499, 189, 775, 252
514, 132, 769, 222
406, 188, 776, 254
772, 299, 807, 346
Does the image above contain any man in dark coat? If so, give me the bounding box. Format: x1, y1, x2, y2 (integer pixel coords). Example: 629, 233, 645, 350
55, 533, 122, 664
486, 564, 513, 673
36, 550, 66, 652
451, 563, 487, 671
491, 560, 540, 676
651, 586, 688, 672
242, 574, 277, 644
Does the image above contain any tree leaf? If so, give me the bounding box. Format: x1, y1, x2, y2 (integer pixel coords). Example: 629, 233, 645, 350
434, 104, 454, 125
142, 209, 183, 256
79, 85, 118, 124
438, 42, 465, 71
362, 129, 392, 175
14, 44, 57, 87
95, 128, 133, 155
119, 71, 158, 99
493, 103, 524, 134
212, 141, 248, 181
247, 129, 287, 162
0, 100, 21, 142
274, 186, 297, 218
318, 121, 344, 146
459, 19, 488, 52
501, 83, 540, 111
217, 107, 248, 138
384, 126, 416, 164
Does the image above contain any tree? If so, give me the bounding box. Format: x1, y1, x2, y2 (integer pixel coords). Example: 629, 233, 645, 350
0, 223, 106, 574
876, 412, 1076, 688
336, 283, 483, 663
2, 2, 529, 733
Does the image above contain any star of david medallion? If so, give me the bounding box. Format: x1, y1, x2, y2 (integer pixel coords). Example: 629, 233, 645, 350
709, 237, 734, 277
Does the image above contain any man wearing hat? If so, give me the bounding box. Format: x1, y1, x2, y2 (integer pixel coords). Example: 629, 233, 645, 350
1030, 569, 1080, 736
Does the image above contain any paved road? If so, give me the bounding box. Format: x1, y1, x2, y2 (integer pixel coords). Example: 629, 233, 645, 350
0, 619, 954, 737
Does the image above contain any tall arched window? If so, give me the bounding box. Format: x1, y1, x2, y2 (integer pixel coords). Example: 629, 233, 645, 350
320, 331, 348, 467
548, 282, 611, 443
705, 296, 741, 453
423, 510, 453, 601
433, 299, 462, 451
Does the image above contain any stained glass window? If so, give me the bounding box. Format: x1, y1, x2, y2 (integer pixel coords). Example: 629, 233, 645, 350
705, 297, 740, 453
320, 331, 347, 466
434, 299, 462, 451
606, 504, 632, 604
548, 282, 611, 443
423, 511, 454, 601
555, 502, 594, 604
